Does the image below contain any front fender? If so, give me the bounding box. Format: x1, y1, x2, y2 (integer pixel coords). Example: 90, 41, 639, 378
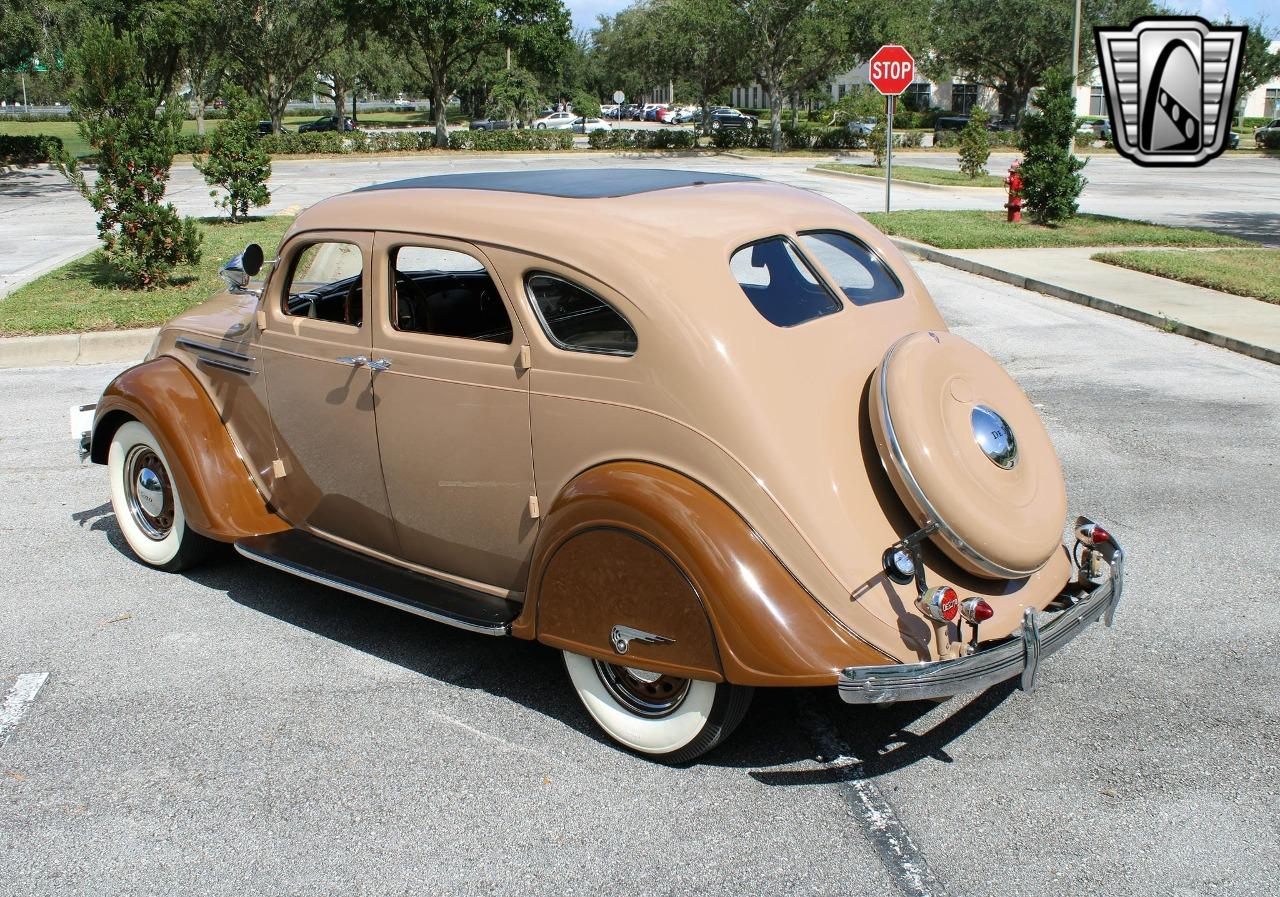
91, 357, 288, 542
514, 462, 894, 687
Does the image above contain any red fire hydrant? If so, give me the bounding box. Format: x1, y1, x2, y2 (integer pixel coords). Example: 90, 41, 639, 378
1005, 162, 1024, 223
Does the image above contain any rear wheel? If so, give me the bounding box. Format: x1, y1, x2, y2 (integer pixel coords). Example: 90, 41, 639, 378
107, 420, 214, 572
563, 651, 753, 763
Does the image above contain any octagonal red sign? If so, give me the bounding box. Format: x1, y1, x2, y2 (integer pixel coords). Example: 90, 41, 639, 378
869, 45, 915, 96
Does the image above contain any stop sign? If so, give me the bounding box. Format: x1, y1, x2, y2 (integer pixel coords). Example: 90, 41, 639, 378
868, 45, 915, 96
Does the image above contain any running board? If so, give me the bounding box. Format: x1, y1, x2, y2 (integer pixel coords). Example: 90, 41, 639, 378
234, 530, 519, 636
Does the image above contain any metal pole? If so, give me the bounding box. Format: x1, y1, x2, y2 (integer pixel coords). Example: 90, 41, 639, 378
22, 73, 28, 109
885, 95, 895, 213
1070, 0, 1082, 152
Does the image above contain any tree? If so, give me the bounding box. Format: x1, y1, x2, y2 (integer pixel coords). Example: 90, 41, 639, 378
957, 106, 991, 178
54, 24, 201, 287
377, 0, 571, 148
490, 66, 544, 123
194, 101, 271, 222
0, 0, 42, 72
1232, 17, 1280, 121
1017, 69, 1087, 224
184, 0, 225, 136
925, 0, 1157, 123
217, 0, 344, 134
652, 0, 752, 135
315, 38, 403, 120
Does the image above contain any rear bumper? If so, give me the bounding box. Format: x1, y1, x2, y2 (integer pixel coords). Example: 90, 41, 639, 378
838, 533, 1124, 705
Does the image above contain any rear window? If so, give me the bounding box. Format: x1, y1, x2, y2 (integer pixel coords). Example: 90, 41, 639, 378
527, 274, 637, 356
730, 237, 841, 327
797, 232, 903, 305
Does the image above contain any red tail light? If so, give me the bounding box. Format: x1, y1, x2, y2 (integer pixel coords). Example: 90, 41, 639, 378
961, 597, 994, 623
1075, 523, 1111, 545
916, 586, 959, 622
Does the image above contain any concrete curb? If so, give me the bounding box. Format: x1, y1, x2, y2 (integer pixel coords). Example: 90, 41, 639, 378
893, 239, 1279, 366
0, 328, 157, 369
808, 166, 1001, 192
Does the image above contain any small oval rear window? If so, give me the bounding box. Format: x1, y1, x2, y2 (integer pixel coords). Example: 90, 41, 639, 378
730, 237, 841, 327
797, 231, 903, 305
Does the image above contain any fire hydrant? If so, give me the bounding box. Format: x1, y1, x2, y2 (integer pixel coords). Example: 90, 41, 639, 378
1005, 162, 1024, 223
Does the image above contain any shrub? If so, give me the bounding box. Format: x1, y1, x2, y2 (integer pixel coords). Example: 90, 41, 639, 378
869, 116, 887, 166
1017, 69, 1088, 224
588, 128, 697, 150
710, 127, 754, 149
898, 130, 923, 148
175, 134, 211, 154
934, 130, 960, 148
53, 25, 200, 287
449, 129, 572, 151
0, 134, 64, 164
194, 113, 272, 221
957, 107, 992, 179
1073, 133, 1096, 149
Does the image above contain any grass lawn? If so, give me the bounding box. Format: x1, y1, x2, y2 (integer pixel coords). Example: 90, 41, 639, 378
1092, 248, 1280, 305
0, 216, 294, 336
815, 161, 1004, 188
860, 210, 1248, 250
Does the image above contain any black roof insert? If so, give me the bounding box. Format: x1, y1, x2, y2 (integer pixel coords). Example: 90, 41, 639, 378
355, 168, 758, 199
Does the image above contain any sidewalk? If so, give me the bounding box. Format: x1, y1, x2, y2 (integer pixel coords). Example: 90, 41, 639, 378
894, 241, 1280, 365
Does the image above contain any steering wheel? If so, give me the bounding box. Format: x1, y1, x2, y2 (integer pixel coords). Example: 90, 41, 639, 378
394, 271, 432, 333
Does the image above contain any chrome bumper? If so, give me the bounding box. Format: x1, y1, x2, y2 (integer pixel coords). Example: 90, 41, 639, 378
838, 535, 1124, 705
69, 403, 96, 461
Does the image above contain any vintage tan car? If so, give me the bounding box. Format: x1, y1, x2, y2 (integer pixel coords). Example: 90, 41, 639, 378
78, 169, 1123, 762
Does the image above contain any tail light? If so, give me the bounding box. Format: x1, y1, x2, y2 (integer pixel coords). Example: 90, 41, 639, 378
1075, 522, 1111, 545
960, 597, 994, 623
916, 586, 959, 622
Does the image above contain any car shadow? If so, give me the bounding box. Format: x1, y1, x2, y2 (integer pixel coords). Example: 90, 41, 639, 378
73, 501, 1015, 771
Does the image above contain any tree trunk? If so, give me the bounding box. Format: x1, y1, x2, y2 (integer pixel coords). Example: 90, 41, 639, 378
789, 93, 798, 128
768, 84, 783, 152
433, 75, 449, 148
333, 83, 346, 120
195, 90, 205, 136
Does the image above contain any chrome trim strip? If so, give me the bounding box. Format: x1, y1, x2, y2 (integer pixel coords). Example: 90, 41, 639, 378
876, 335, 1034, 578
838, 536, 1122, 704
175, 336, 254, 363
610, 624, 675, 655
234, 542, 510, 637
196, 356, 254, 376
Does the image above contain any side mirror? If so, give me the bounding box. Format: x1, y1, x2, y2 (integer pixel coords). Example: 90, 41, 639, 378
220, 243, 264, 293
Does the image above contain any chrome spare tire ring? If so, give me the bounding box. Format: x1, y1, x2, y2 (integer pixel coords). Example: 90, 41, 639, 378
124, 445, 174, 541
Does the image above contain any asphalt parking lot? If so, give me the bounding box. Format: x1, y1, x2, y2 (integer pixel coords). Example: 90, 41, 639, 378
3, 256, 1277, 896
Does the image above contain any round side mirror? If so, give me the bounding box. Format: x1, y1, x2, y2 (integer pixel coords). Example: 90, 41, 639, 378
241, 243, 264, 277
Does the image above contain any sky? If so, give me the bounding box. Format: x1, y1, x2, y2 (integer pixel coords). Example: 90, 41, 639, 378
565, 0, 1274, 34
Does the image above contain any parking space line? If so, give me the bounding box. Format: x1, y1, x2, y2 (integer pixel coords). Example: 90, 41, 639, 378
0, 673, 49, 747
797, 693, 950, 897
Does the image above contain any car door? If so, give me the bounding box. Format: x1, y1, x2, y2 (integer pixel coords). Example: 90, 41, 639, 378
257, 230, 400, 556
369, 232, 537, 593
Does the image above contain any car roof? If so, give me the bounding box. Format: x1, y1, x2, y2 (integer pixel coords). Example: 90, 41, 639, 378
354, 168, 757, 199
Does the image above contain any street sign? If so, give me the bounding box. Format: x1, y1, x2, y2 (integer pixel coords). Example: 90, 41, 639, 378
867, 45, 915, 215
868, 45, 915, 96
613, 90, 625, 104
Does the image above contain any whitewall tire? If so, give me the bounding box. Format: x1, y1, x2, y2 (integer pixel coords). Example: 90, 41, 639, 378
563, 650, 753, 763
107, 420, 213, 572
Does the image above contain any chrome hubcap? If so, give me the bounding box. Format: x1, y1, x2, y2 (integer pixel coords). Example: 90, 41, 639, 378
124, 446, 174, 540
971, 404, 1019, 469
593, 660, 691, 718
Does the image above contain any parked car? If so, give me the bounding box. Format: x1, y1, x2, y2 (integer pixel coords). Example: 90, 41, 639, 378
571, 116, 610, 133
533, 111, 576, 130
706, 108, 757, 131
658, 106, 681, 124
846, 118, 877, 137
256, 121, 291, 136
76, 168, 1124, 763
469, 117, 513, 131
298, 115, 355, 133
641, 104, 668, 122
393, 96, 417, 110
673, 107, 701, 124
1254, 118, 1280, 147
1228, 130, 1240, 149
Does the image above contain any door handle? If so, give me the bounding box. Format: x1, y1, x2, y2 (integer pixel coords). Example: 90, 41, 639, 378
336, 355, 369, 367
366, 357, 393, 372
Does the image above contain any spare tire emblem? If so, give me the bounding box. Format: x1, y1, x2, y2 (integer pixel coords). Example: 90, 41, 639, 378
971, 405, 1019, 469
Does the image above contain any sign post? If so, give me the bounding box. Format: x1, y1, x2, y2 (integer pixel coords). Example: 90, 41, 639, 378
868, 45, 915, 213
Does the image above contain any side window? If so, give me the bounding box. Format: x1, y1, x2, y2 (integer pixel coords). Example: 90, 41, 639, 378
391, 246, 512, 344
284, 241, 364, 326
797, 231, 904, 306
730, 237, 841, 327
526, 274, 637, 356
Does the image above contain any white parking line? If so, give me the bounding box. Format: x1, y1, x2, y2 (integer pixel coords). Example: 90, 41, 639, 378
796, 692, 950, 897
0, 673, 49, 746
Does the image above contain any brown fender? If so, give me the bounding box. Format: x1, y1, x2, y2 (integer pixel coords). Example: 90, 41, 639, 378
90, 357, 289, 542
513, 462, 895, 687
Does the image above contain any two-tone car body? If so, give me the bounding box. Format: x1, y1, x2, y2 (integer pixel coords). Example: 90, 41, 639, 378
80, 169, 1122, 761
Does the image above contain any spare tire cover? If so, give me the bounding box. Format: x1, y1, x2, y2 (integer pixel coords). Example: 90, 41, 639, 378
869, 331, 1067, 579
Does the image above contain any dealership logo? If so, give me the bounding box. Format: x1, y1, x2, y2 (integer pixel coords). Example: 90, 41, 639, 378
1094, 17, 1246, 167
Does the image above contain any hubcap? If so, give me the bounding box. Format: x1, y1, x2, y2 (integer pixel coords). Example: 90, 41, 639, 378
593, 660, 691, 718
124, 445, 174, 540
971, 404, 1019, 469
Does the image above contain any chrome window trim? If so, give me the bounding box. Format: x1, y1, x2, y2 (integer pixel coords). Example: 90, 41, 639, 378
195, 356, 254, 376
876, 333, 1038, 579
524, 271, 637, 357
795, 229, 905, 301
281, 237, 365, 329
175, 337, 254, 363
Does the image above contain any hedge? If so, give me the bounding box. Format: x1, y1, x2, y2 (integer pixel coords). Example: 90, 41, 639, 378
0, 134, 64, 164
587, 128, 697, 150
448, 129, 573, 150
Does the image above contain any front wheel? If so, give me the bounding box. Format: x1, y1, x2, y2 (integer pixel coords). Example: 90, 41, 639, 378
107, 420, 215, 572
563, 651, 753, 763
536, 123, 546, 129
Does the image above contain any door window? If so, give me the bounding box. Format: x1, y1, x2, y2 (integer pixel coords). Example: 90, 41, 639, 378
390, 246, 513, 344
284, 241, 364, 326
526, 274, 637, 356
